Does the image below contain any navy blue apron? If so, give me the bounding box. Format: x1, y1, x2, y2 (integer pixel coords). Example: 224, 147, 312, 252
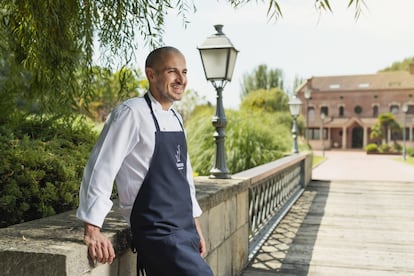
130, 93, 213, 276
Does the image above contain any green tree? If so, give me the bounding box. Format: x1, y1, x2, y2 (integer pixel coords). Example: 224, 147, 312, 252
371, 113, 401, 145
81, 66, 146, 121
369, 123, 382, 145
379, 56, 414, 72
240, 88, 289, 113
0, 0, 365, 118
173, 89, 208, 122
240, 64, 284, 99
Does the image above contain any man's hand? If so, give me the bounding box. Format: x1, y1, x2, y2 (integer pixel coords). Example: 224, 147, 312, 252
83, 223, 115, 264
194, 218, 207, 257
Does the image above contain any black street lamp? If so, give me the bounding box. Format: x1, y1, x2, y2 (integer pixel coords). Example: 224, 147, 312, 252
198, 24, 238, 179
402, 103, 408, 161
288, 96, 302, 154
304, 88, 312, 146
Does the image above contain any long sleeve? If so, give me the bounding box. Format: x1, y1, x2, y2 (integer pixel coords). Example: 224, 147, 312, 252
76, 104, 139, 227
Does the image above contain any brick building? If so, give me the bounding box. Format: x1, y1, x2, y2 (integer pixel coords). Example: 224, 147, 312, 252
296, 68, 414, 151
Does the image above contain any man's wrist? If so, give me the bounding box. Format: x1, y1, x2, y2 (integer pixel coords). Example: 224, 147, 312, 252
84, 222, 101, 235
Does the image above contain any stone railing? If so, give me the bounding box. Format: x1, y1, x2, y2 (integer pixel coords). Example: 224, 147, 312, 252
234, 153, 312, 259
0, 153, 312, 276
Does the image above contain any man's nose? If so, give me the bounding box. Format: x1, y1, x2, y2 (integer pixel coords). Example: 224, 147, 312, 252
176, 72, 186, 84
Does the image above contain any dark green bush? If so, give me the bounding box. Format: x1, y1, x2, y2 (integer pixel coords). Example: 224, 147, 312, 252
0, 117, 97, 227
365, 143, 378, 153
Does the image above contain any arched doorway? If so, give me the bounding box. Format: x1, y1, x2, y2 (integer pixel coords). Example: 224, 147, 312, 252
352, 127, 363, 148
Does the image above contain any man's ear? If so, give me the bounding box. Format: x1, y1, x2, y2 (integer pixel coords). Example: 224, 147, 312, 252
145, 67, 155, 81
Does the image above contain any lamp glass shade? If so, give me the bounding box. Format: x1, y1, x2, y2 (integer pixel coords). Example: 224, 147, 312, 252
198, 25, 238, 82
199, 48, 237, 81
402, 103, 409, 113
288, 96, 302, 116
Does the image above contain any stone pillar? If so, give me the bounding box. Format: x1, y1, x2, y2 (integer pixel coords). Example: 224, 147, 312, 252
363, 126, 368, 148
342, 126, 347, 149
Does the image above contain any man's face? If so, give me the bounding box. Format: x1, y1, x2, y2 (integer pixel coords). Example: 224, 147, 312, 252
147, 52, 187, 109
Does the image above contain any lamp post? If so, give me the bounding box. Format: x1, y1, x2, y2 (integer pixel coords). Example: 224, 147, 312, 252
402, 103, 408, 161
304, 88, 312, 146
198, 24, 238, 179
321, 112, 326, 158
288, 96, 302, 154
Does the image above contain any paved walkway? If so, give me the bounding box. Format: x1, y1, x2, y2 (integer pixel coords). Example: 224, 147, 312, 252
241, 151, 414, 276
312, 150, 414, 182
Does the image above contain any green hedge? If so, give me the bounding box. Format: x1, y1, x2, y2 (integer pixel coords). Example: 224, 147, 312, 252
0, 117, 97, 227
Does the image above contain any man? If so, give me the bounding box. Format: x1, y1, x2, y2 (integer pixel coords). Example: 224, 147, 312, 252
76, 46, 213, 275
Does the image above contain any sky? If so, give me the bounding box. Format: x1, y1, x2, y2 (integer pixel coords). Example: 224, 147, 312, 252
133, 0, 414, 109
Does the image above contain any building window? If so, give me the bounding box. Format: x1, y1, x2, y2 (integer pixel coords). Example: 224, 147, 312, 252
373, 105, 379, 117
407, 104, 414, 114
390, 105, 399, 115
308, 107, 315, 120
392, 130, 402, 141
308, 128, 320, 140
339, 106, 345, 117
404, 128, 410, 140
354, 105, 362, 114
358, 83, 370, 88
308, 128, 328, 140
321, 106, 329, 116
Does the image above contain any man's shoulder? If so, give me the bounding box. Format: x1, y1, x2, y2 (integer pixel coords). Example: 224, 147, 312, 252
122, 96, 146, 109
108, 96, 147, 122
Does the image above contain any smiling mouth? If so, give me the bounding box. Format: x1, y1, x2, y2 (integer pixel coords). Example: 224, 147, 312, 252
172, 84, 184, 91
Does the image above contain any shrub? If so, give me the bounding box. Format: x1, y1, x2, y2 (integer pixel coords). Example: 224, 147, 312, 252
185, 107, 291, 175
0, 116, 97, 227
392, 143, 402, 152
378, 143, 391, 153
407, 147, 414, 157
365, 143, 378, 153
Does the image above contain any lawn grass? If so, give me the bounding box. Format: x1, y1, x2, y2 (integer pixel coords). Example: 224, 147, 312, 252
312, 155, 326, 168
394, 155, 414, 166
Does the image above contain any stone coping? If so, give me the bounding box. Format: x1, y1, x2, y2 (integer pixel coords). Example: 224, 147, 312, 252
0, 177, 249, 275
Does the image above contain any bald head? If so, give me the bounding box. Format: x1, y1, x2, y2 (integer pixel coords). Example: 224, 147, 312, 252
145, 46, 184, 71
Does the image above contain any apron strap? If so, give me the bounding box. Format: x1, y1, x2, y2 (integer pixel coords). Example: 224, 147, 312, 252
144, 93, 161, 131
171, 109, 184, 131
144, 93, 184, 131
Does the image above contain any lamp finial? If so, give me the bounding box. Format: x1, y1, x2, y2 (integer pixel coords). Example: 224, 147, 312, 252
214, 24, 224, 35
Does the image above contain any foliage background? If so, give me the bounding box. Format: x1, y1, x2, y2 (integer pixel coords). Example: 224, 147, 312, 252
0, 117, 97, 227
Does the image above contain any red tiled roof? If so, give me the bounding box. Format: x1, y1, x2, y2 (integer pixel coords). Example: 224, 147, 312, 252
309, 71, 414, 91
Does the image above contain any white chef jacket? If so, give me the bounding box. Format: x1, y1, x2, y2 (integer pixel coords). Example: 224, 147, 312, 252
76, 92, 202, 228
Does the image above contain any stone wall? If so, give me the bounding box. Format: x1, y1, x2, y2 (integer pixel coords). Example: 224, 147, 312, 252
0, 153, 311, 276
0, 179, 250, 276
